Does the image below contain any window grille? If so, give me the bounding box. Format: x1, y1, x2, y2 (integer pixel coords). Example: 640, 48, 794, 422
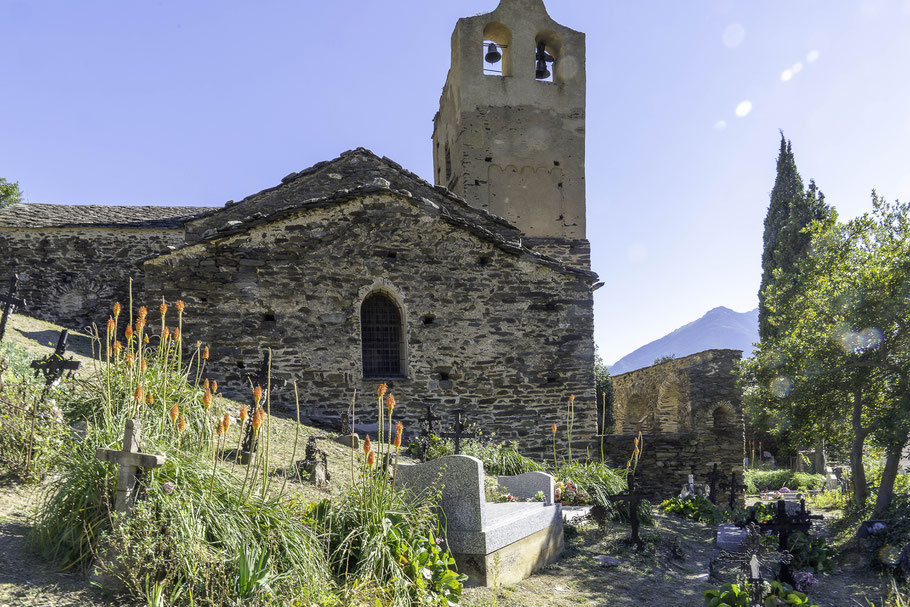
361, 293, 404, 377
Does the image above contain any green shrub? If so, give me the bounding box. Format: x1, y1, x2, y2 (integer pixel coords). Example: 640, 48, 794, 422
745, 469, 826, 494
787, 532, 835, 574
661, 495, 726, 525
409, 433, 544, 477
704, 581, 820, 606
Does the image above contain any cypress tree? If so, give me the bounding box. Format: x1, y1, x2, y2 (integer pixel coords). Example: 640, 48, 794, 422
758, 134, 831, 342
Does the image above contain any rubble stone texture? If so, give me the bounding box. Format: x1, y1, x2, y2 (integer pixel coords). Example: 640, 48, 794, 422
599, 350, 745, 503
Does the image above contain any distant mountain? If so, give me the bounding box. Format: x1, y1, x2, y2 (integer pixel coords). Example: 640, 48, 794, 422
609, 307, 759, 375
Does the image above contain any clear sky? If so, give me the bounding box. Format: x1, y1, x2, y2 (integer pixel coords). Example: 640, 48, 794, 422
2, 0, 909, 364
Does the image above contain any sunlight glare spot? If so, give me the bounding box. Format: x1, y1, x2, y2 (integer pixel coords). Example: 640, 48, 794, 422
714, 120, 727, 131
781, 69, 793, 82
735, 100, 752, 117
771, 376, 793, 398
792, 62, 804, 74
807, 49, 820, 63
722, 23, 746, 48
861, 327, 883, 350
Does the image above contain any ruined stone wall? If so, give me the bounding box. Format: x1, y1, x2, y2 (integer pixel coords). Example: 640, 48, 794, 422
0, 227, 184, 330
143, 192, 597, 454
596, 350, 745, 503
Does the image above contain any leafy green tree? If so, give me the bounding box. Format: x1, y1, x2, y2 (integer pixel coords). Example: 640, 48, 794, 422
653, 354, 676, 365
758, 135, 830, 342
0, 178, 22, 208
742, 194, 910, 515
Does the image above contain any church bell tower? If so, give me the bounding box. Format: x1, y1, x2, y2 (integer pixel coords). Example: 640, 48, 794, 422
432, 0, 588, 268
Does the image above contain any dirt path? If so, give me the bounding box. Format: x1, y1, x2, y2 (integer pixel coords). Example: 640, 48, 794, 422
0, 479, 107, 607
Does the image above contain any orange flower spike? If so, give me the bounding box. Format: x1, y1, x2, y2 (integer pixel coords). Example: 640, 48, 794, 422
173, 327, 181, 340
175, 300, 185, 313
251, 408, 264, 431
222, 412, 231, 430
239, 404, 249, 422
125, 325, 134, 340
135, 317, 146, 331
138, 306, 148, 320
552, 423, 558, 434
203, 378, 210, 391
378, 383, 388, 397
144, 334, 150, 344
363, 435, 372, 455
211, 380, 218, 393
177, 415, 186, 434
169, 403, 179, 423
106, 317, 115, 334
367, 450, 376, 468
140, 359, 147, 373
162, 327, 170, 340
396, 421, 404, 437
202, 346, 210, 360
134, 384, 144, 403
160, 300, 168, 317
202, 389, 213, 410
147, 393, 155, 405
113, 341, 123, 355
216, 421, 224, 437
386, 393, 396, 413
252, 385, 263, 406
125, 353, 135, 366
112, 302, 122, 318
569, 394, 575, 403
634, 437, 639, 446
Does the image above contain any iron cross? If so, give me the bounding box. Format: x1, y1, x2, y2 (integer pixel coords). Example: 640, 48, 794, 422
95, 419, 166, 517
704, 463, 723, 505
418, 404, 440, 462
720, 471, 748, 511
609, 472, 645, 549
441, 409, 469, 455
30, 329, 81, 387
0, 274, 26, 343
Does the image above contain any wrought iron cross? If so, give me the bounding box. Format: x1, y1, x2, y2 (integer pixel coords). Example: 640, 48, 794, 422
704, 463, 723, 505
418, 404, 440, 462
0, 274, 26, 343
26, 329, 81, 467
609, 473, 644, 549
240, 349, 271, 463
96, 419, 165, 517
441, 409, 469, 455
720, 471, 748, 511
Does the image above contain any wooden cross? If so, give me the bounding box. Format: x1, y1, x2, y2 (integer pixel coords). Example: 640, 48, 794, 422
0, 274, 26, 343
441, 409, 469, 455
704, 463, 723, 505
96, 419, 165, 516
609, 473, 645, 549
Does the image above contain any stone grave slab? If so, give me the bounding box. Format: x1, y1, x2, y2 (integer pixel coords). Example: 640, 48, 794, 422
395, 454, 563, 587
716, 523, 748, 552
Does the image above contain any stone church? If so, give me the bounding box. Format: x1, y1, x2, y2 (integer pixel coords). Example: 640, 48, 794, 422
0, 0, 599, 451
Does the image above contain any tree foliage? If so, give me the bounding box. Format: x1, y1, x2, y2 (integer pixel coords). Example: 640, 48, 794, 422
742, 194, 910, 515
0, 177, 22, 208
758, 135, 830, 342
594, 353, 614, 432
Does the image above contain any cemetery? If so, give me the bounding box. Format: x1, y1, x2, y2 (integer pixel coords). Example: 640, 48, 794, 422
1, 0, 909, 606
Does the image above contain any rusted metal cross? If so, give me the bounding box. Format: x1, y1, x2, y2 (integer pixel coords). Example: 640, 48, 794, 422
441, 409, 469, 455
0, 274, 26, 343
96, 419, 165, 516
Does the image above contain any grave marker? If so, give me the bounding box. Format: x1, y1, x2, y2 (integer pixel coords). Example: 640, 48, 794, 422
720, 470, 747, 510
95, 419, 165, 516
704, 463, 722, 505
441, 409, 469, 455
608, 473, 645, 549
0, 274, 25, 343
25, 329, 81, 466
418, 404, 440, 462
240, 349, 271, 464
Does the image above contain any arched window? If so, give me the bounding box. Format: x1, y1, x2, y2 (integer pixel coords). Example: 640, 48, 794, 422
712, 405, 733, 428
482, 22, 512, 77
361, 292, 405, 378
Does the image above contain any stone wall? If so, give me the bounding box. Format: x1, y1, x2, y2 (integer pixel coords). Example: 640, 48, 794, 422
143, 191, 598, 454
596, 350, 745, 503
0, 226, 184, 330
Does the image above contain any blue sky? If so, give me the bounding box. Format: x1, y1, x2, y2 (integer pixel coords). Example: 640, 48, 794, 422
2, 0, 909, 364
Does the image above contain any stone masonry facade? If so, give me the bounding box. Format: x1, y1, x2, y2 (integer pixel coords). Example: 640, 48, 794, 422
597, 350, 746, 503
142, 181, 598, 454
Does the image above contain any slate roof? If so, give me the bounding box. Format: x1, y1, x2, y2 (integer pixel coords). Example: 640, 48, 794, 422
0, 203, 217, 229
172, 148, 598, 281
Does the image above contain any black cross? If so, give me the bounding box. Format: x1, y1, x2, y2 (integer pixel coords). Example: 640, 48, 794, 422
30, 330, 81, 387
441, 409, 469, 455
720, 471, 748, 511
26, 329, 80, 467
608, 473, 644, 549
418, 404, 440, 462
743, 499, 823, 585
240, 349, 271, 464
704, 463, 723, 505
0, 274, 26, 343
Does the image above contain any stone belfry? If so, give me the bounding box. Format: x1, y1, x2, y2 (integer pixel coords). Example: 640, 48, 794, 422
432, 0, 588, 268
